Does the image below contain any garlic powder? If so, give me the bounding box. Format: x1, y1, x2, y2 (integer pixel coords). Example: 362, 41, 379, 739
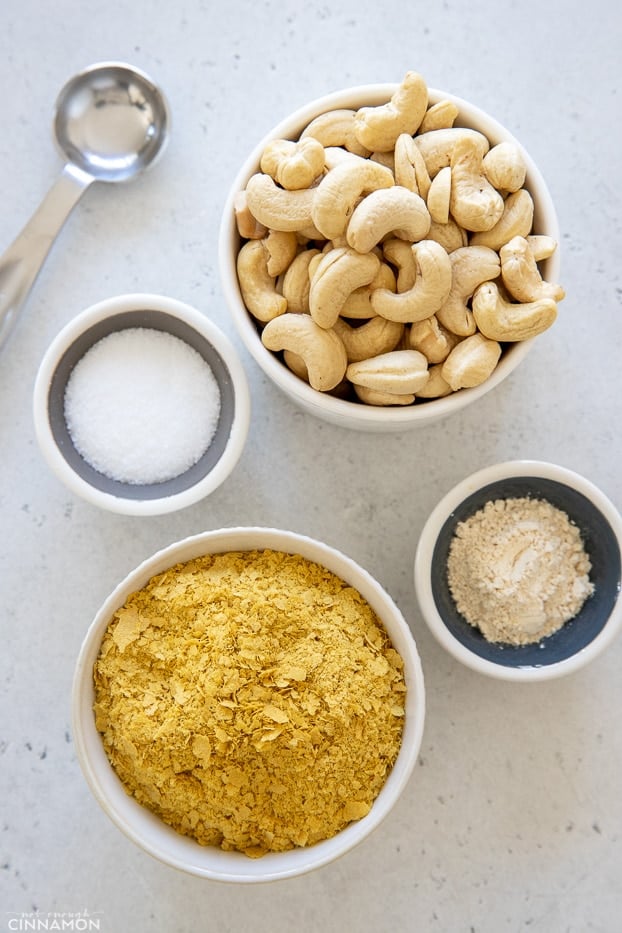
447, 496, 594, 645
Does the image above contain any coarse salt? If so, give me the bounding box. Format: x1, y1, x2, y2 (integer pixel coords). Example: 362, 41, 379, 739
64, 327, 221, 485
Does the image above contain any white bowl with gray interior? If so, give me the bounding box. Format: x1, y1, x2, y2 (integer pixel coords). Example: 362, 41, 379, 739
33, 293, 250, 515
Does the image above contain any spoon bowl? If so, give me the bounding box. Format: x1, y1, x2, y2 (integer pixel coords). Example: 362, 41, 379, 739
53, 62, 170, 182
0, 62, 170, 348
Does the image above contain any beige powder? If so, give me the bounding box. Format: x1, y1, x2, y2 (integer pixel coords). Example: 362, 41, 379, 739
447, 496, 594, 645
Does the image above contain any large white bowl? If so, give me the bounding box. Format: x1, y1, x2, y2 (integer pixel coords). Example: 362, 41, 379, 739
219, 83, 561, 432
72, 527, 426, 882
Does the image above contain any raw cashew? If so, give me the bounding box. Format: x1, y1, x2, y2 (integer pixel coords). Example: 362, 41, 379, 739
347, 349, 430, 395
426, 219, 468, 253
426, 166, 452, 224
341, 262, 396, 319
346, 187, 431, 253
441, 333, 502, 390
264, 230, 299, 276
333, 316, 404, 363
371, 240, 452, 323
436, 245, 501, 336
353, 71, 429, 152
419, 100, 459, 134
370, 150, 395, 172
382, 238, 417, 291
415, 127, 489, 178
245, 173, 315, 232
472, 281, 558, 341
415, 363, 453, 398
234, 190, 267, 240
470, 189, 534, 251
283, 349, 309, 381
301, 109, 370, 157
394, 133, 431, 198
237, 240, 287, 323
353, 384, 415, 406
261, 313, 347, 391
500, 236, 566, 302
260, 137, 325, 190
281, 248, 320, 313
482, 142, 527, 193
309, 247, 380, 328
311, 158, 394, 240
526, 235, 558, 262
449, 135, 505, 232
408, 315, 460, 364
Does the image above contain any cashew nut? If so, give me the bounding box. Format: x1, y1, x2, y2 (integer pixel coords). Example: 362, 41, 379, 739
408, 315, 460, 364
283, 349, 309, 381
346, 349, 430, 394
245, 173, 315, 232
382, 238, 417, 291
353, 71, 429, 152
525, 235, 558, 262
260, 137, 325, 190
426, 218, 468, 253
261, 313, 347, 391
449, 135, 505, 232
311, 158, 394, 240
281, 248, 320, 313
237, 240, 287, 323
340, 261, 396, 319
301, 109, 370, 157
472, 281, 558, 342
419, 99, 459, 134
500, 236, 565, 302
346, 186, 431, 253
482, 142, 527, 193
415, 127, 490, 177
394, 133, 431, 198
309, 247, 380, 328
436, 245, 501, 336
264, 229, 299, 277
441, 333, 502, 390
370, 150, 395, 172
353, 384, 415, 406
371, 239, 452, 323
234, 190, 267, 240
426, 165, 452, 224
415, 362, 453, 398
469, 189, 534, 251
333, 316, 404, 363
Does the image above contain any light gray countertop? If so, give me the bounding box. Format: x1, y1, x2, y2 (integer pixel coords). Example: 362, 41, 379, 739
1, 1, 621, 930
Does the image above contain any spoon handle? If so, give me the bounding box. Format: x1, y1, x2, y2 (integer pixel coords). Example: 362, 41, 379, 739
0, 163, 93, 350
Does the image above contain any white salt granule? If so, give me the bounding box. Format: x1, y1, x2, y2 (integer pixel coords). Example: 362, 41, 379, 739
64, 327, 221, 485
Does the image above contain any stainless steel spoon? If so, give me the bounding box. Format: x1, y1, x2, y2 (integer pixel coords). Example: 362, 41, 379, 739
0, 61, 170, 349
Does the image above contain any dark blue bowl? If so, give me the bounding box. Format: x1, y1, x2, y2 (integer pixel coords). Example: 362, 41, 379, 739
414, 462, 622, 680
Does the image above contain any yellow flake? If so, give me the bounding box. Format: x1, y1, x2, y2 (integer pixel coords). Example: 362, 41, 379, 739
93, 549, 406, 858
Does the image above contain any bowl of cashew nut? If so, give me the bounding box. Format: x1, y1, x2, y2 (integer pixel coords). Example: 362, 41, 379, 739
219, 71, 565, 432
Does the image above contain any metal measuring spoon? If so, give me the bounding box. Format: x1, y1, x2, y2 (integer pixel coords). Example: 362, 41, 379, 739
0, 61, 170, 350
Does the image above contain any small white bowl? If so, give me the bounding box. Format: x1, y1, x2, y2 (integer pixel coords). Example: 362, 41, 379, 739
72, 527, 426, 882
414, 461, 622, 681
219, 83, 561, 433
33, 293, 250, 516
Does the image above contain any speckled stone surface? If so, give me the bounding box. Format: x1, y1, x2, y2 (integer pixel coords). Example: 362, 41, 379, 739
1, 1, 621, 930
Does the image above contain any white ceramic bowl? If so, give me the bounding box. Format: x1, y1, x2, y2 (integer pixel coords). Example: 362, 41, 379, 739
414, 461, 622, 681
219, 83, 561, 432
72, 527, 426, 882
33, 293, 250, 516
